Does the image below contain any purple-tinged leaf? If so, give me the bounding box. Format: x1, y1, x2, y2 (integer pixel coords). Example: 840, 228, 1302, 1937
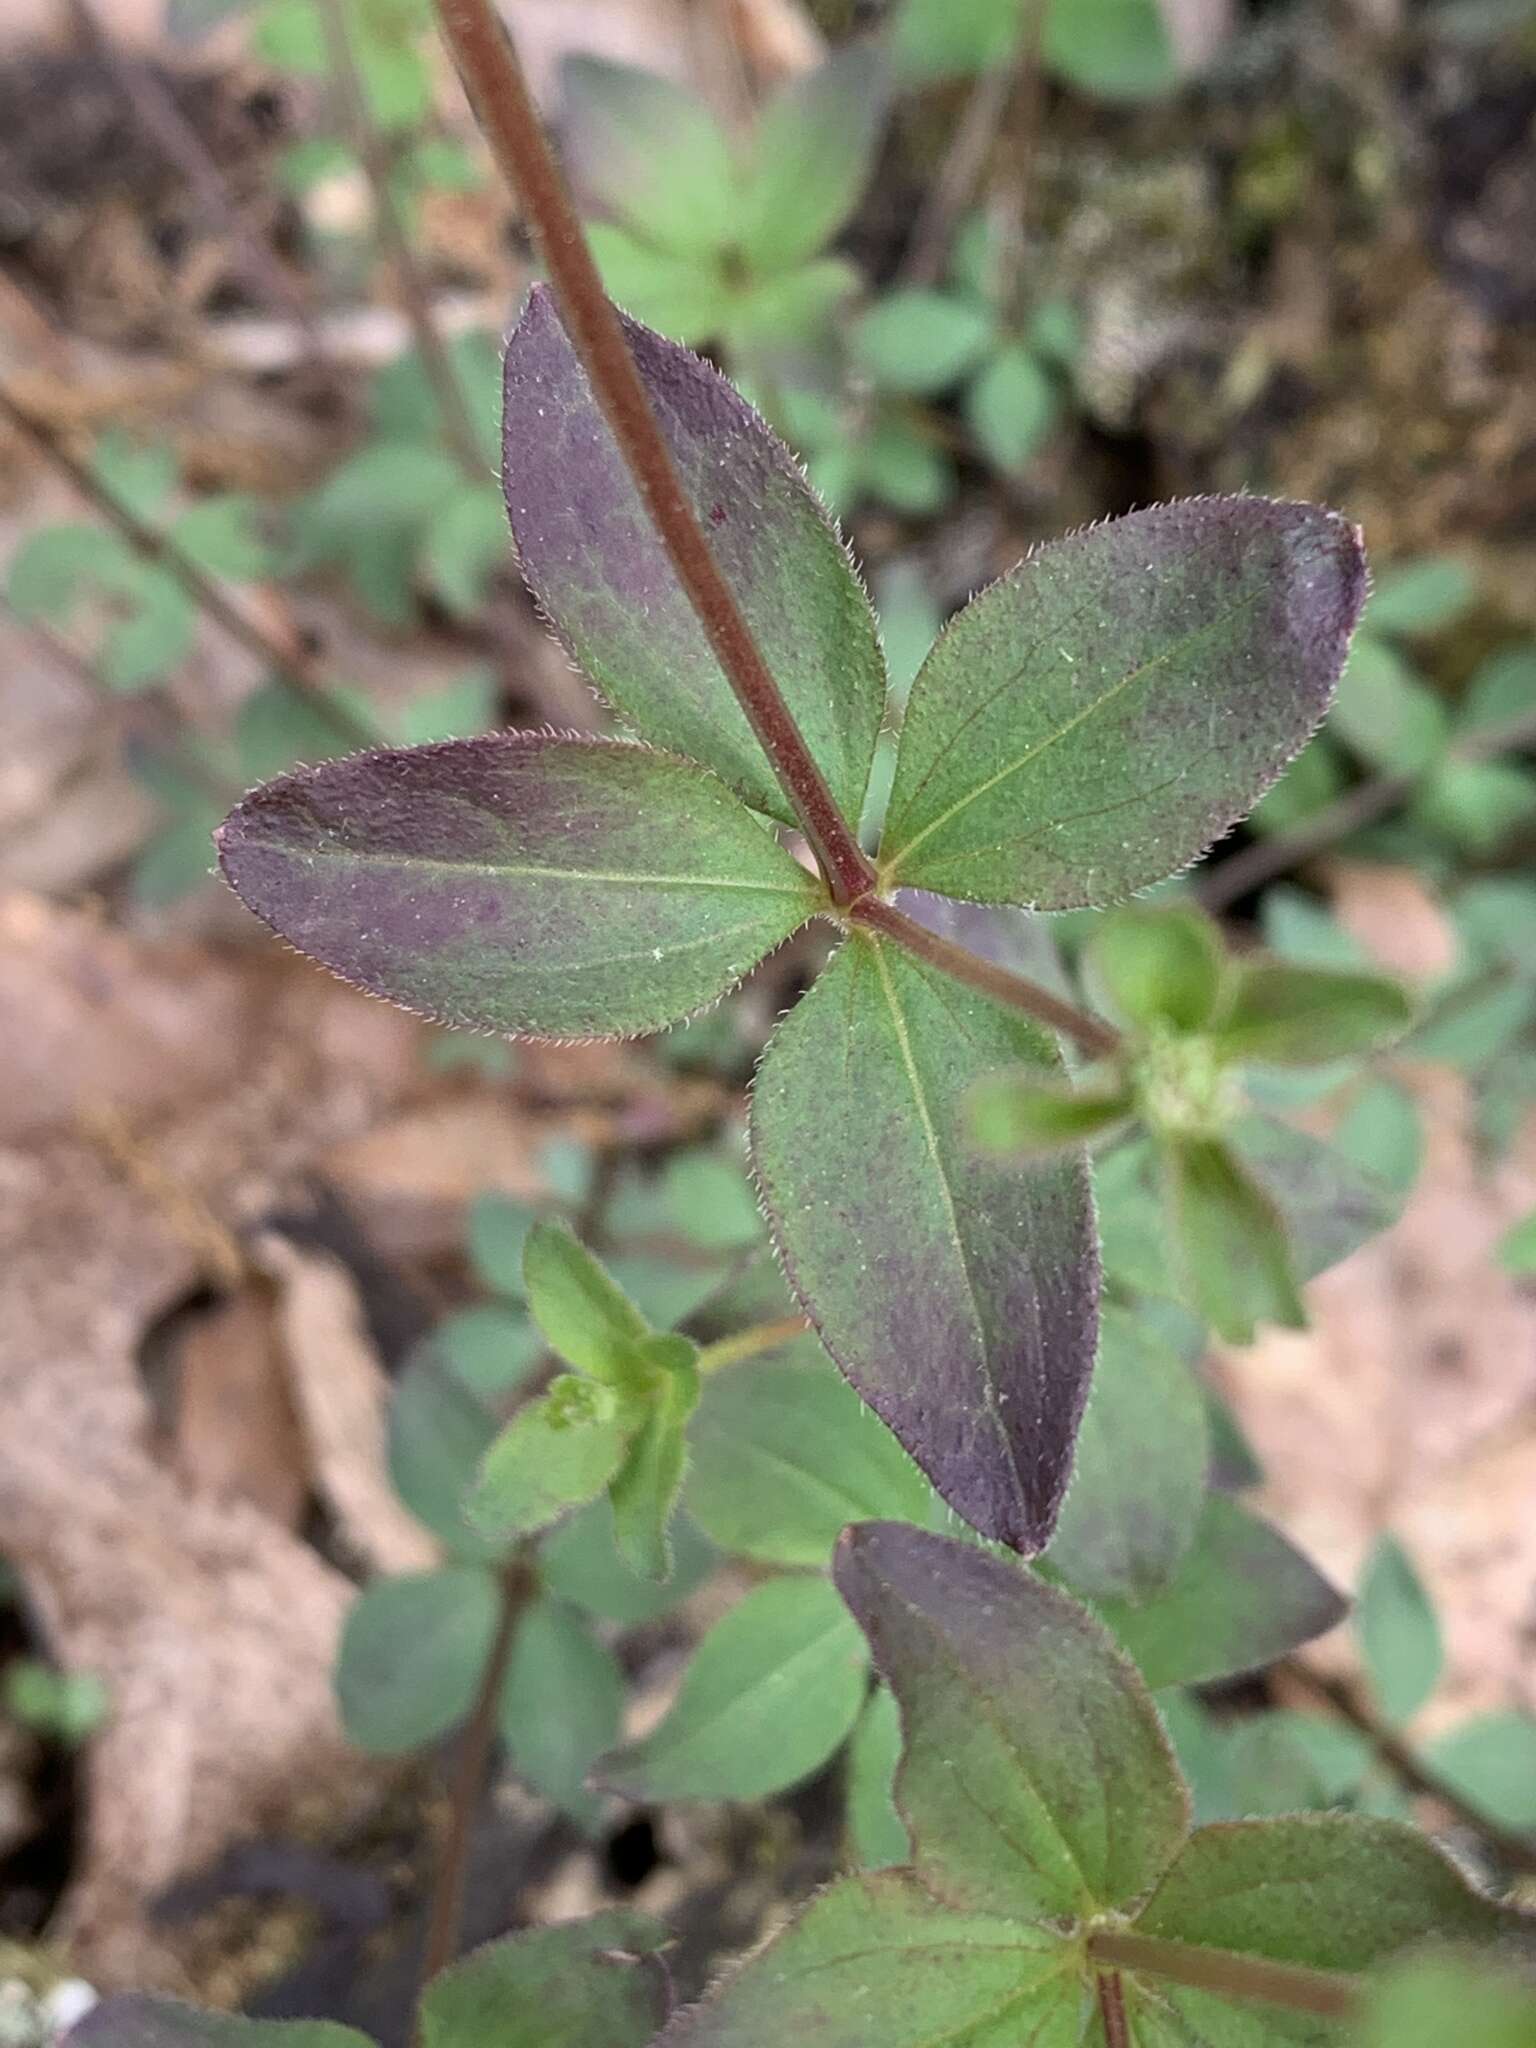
834, 1524, 1188, 1919
750, 932, 1098, 1552
419, 1908, 672, 2048
502, 288, 886, 826
656, 1871, 1077, 2047
67, 2004, 369, 2048
217, 734, 819, 1041
880, 497, 1366, 907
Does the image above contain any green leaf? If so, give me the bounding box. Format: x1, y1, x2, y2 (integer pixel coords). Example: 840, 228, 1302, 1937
421, 482, 508, 617
1044, 1306, 1210, 1604
845, 1686, 909, 1869
522, 1219, 651, 1384
1497, 1208, 1536, 1275
392, 667, 496, 745
880, 498, 1364, 908
1086, 904, 1226, 1033
1357, 1535, 1443, 1726
722, 259, 860, 356
540, 1495, 716, 1625
468, 1377, 638, 1541
685, 1350, 935, 1567
466, 1191, 536, 1298
1134, 1813, 1511, 1969
1219, 1708, 1372, 1816
335, 1567, 499, 1754
93, 430, 176, 520
737, 47, 887, 271
1333, 1080, 1423, 1199
963, 343, 1058, 472
1424, 1712, 1536, 1830
503, 289, 886, 827
235, 679, 362, 783
101, 561, 197, 691
499, 1595, 623, 1829
890, 0, 1023, 81
170, 496, 273, 580
834, 1522, 1188, 1918
586, 223, 731, 345
656, 1870, 1077, 2047
1332, 635, 1450, 774
1366, 556, 1477, 636
8, 521, 131, 622
1163, 1135, 1306, 1344
608, 1345, 699, 1580
1234, 1113, 1400, 1281
750, 934, 1098, 1552
1414, 756, 1536, 854
1215, 962, 1413, 1067
560, 57, 739, 257
967, 1069, 1133, 1158
1458, 642, 1536, 736
389, 1326, 538, 1558
1359, 1956, 1536, 2048
1044, 0, 1178, 99
601, 1575, 868, 1802
419, 1910, 670, 2048
852, 290, 994, 395
1093, 1493, 1346, 1691
662, 1152, 763, 1253
428, 1304, 544, 1395
216, 734, 820, 1041
69, 2001, 372, 2048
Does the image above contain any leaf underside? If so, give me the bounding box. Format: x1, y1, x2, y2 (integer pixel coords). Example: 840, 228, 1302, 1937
217, 732, 818, 1040
750, 932, 1098, 1552
880, 496, 1366, 907
502, 286, 886, 826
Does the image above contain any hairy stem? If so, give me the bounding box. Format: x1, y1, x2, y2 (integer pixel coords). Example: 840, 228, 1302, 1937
1095, 1968, 1131, 2048
1087, 1930, 1358, 2020
417, 1560, 525, 2001
431, 0, 876, 906
696, 1314, 812, 1377
1280, 1655, 1536, 1877
851, 896, 1121, 1058
0, 385, 377, 750
316, 0, 487, 478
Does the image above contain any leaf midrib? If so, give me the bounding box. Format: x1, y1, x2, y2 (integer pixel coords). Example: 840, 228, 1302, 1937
244, 837, 813, 897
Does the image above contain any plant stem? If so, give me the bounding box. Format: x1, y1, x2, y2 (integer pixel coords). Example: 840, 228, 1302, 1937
851, 895, 1121, 1058
431, 0, 876, 907
1095, 1968, 1131, 2048
1279, 1655, 1536, 1877
1086, 1930, 1358, 2021
316, 0, 487, 479
1197, 704, 1536, 912
0, 385, 378, 751
695, 1314, 812, 1376
417, 1560, 525, 1998
898, 63, 1015, 291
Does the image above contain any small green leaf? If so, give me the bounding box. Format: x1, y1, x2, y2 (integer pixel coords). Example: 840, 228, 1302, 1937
335, 1567, 499, 1755
93, 430, 176, 520
1086, 904, 1226, 1033
1334, 1080, 1423, 1199
170, 496, 273, 580
421, 482, 508, 618
522, 1219, 651, 1384
737, 47, 886, 271
656, 1871, 1076, 2048
102, 562, 197, 691
389, 1327, 537, 1558
861, 418, 955, 515
540, 1496, 716, 1625
1359, 1956, 1536, 2048
722, 259, 860, 357
560, 57, 739, 257
586, 223, 731, 345
8, 521, 131, 622
469, 1378, 638, 1541
881, 498, 1364, 908
1164, 1134, 1305, 1343
466, 1192, 536, 1298
845, 1686, 909, 1869
1414, 756, 1536, 854
1458, 642, 1536, 736
1332, 635, 1450, 774
891, 0, 1023, 81
1366, 556, 1477, 636
1044, 0, 1177, 98
1134, 1812, 1512, 1969
217, 735, 820, 1041
1044, 1306, 1210, 1604
852, 290, 994, 395
1215, 961, 1414, 1067
499, 1596, 623, 1830
609, 1351, 699, 1580
1219, 1708, 1372, 1816
967, 1069, 1133, 1158
1497, 1208, 1536, 1275
601, 1575, 868, 1802
751, 934, 1097, 1552
419, 1910, 670, 2048
963, 343, 1058, 472
70, 2001, 371, 2048
685, 1351, 935, 1567
428, 1304, 544, 1395
1093, 1493, 1346, 1691
1233, 1112, 1400, 1282
835, 1522, 1188, 1918
1424, 1712, 1536, 1830
1357, 1535, 1443, 1726
662, 1152, 762, 1253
